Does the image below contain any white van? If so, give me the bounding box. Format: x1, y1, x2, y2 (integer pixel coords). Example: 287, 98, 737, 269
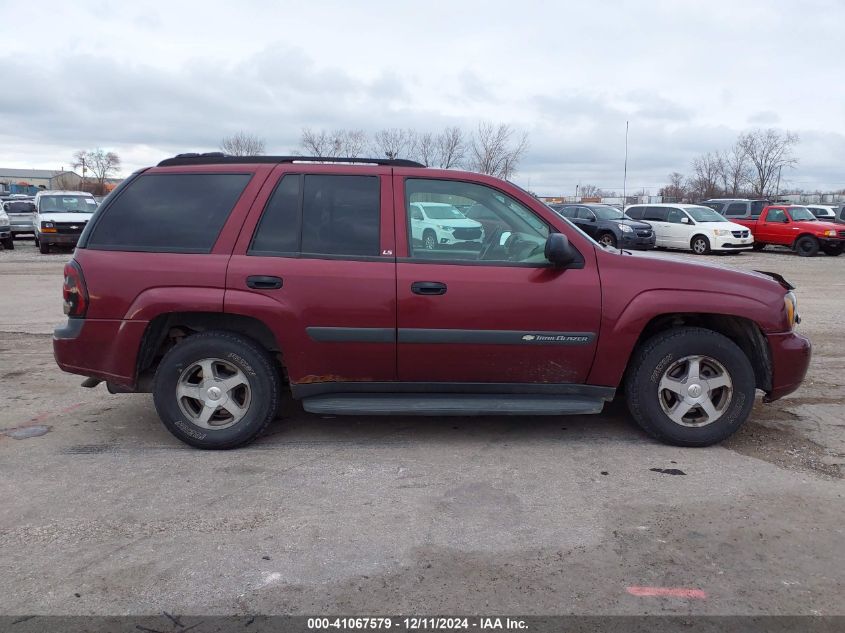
33, 190, 98, 254
625, 203, 754, 255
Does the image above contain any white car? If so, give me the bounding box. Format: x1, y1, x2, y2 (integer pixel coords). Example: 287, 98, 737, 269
625, 203, 754, 255
409, 202, 483, 250
34, 190, 98, 254
806, 205, 838, 221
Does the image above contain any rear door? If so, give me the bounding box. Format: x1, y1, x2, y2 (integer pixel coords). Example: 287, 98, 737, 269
226, 165, 397, 386
393, 173, 601, 385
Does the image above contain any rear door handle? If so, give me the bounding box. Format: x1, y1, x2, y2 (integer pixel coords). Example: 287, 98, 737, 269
411, 281, 447, 295
246, 275, 283, 290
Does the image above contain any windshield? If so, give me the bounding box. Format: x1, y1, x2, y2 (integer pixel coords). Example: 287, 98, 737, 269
686, 206, 728, 223
788, 206, 816, 221
39, 195, 97, 213
422, 204, 466, 220
591, 206, 625, 220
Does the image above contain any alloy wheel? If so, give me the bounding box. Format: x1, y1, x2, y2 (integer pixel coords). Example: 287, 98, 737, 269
176, 358, 252, 429
657, 355, 733, 427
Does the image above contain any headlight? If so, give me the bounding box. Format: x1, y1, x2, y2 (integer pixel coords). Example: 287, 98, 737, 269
41, 221, 54, 229
824, 229, 837, 237
437, 225, 455, 232
618, 224, 633, 233
713, 229, 732, 236
0, 212, 8, 224
784, 291, 799, 329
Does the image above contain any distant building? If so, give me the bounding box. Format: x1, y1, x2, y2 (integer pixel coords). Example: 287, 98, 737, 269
0, 168, 83, 194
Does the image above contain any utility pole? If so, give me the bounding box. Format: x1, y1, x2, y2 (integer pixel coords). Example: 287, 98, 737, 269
622, 121, 629, 207
775, 165, 782, 200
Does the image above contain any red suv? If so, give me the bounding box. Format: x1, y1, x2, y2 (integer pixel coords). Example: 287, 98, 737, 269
53, 154, 811, 449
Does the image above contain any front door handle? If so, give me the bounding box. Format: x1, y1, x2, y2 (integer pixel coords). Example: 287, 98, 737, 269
411, 281, 447, 296
246, 275, 283, 290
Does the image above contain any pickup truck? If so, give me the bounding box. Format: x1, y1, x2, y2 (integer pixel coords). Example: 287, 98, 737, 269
734, 205, 845, 257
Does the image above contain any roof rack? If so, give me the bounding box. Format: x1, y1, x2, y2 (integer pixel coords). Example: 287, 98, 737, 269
157, 152, 425, 168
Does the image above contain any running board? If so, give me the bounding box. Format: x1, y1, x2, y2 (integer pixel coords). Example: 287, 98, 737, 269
302, 393, 605, 416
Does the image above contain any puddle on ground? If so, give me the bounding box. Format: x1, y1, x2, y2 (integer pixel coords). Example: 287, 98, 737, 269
2, 425, 51, 439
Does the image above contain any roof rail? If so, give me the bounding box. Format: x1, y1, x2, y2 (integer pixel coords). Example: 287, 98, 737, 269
157, 153, 425, 168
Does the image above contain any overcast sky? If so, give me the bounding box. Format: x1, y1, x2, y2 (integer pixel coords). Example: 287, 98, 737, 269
1, 0, 843, 195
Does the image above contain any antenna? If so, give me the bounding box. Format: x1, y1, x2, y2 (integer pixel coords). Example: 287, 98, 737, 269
621, 121, 629, 255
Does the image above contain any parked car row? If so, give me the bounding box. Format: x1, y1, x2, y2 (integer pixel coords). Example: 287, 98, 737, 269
547, 198, 845, 258
1, 190, 98, 253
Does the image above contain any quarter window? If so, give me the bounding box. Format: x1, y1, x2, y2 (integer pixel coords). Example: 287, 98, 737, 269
405, 178, 550, 265
87, 173, 251, 252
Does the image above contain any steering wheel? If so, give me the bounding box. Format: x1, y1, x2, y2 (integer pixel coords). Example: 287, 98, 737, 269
478, 227, 503, 261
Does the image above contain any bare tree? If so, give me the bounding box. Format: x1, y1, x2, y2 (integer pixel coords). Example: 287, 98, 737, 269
372, 128, 414, 160
299, 128, 337, 156
688, 152, 723, 200
468, 122, 529, 180
411, 132, 436, 166
659, 172, 687, 202
73, 148, 121, 194
220, 131, 266, 156
337, 129, 368, 158
578, 184, 601, 198
718, 142, 752, 197
434, 126, 466, 169
737, 128, 799, 197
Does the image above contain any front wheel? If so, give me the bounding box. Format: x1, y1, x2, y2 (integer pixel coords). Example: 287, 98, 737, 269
1, 238, 13, 250
422, 230, 437, 250
598, 233, 617, 248
38, 241, 50, 254
625, 327, 756, 446
153, 330, 281, 449
795, 236, 819, 257
690, 235, 711, 255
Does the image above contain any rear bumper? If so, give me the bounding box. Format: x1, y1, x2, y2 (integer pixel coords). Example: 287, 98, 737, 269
764, 330, 812, 402
53, 317, 147, 387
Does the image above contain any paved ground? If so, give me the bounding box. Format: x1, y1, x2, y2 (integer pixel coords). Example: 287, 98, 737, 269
1, 238, 843, 616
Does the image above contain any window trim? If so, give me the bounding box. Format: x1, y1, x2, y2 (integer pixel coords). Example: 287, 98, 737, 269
401, 176, 568, 268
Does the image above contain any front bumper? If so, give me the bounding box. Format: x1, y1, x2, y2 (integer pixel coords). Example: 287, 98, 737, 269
764, 330, 812, 402
40, 232, 83, 246
712, 234, 754, 250
620, 232, 656, 250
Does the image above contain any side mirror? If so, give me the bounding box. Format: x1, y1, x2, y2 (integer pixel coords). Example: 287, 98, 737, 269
681, 217, 690, 224
545, 233, 577, 266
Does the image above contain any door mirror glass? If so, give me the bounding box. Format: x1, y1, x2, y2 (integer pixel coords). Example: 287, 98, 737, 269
544, 233, 577, 266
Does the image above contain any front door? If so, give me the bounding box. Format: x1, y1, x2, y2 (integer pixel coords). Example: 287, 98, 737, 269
394, 176, 601, 384
226, 166, 397, 385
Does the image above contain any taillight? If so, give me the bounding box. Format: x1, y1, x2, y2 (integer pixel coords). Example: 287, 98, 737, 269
63, 260, 89, 317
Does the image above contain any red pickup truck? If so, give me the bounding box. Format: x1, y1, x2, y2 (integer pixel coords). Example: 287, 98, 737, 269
734, 205, 845, 256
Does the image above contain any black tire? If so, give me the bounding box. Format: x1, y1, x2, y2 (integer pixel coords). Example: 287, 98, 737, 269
422, 229, 437, 250
1, 238, 12, 250
625, 327, 756, 447
38, 241, 50, 254
752, 242, 766, 251
690, 235, 711, 255
598, 232, 617, 248
821, 243, 843, 257
153, 330, 281, 449
795, 236, 819, 257
33, 235, 39, 246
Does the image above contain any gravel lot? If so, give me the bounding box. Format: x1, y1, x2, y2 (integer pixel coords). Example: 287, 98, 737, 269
1, 238, 843, 616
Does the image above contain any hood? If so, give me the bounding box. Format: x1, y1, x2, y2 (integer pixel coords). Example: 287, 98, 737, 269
433, 218, 482, 229
38, 212, 95, 224
616, 218, 651, 231
803, 219, 842, 232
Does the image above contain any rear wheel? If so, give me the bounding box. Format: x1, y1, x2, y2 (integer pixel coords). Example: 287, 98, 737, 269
690, 235, 711, 255
795, 236, 819, 257
38, 241, 50, 254
821, 243, 843, 257
598, 232, 617, 248
625, 327, 756, 446
153, 331, 281, 449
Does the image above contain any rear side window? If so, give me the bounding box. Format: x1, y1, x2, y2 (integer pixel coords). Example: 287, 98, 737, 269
87, 173, 251, 252
644, 207, 668, 221
725, 202, 747, 216
249, 174, 380, 258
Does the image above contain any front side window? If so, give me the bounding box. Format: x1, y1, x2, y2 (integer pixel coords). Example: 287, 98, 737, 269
666, 208, 686, 224
686, 206, 728, 223
767, 209, 787, 222
405, 178, 550, 264
87, 173, 251, 252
